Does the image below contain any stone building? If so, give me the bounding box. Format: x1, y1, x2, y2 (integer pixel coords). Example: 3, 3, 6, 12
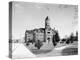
25, 16, 56, 45
34, 28, 45, 42
25, 30, 34, 44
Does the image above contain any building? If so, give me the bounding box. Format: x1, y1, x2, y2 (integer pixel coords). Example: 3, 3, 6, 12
25, 16, 57, 46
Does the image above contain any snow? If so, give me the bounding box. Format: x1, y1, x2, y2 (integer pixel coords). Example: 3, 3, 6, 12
12, 42, 77, 58
12, 43, 36, 59
37, 44, 78, 57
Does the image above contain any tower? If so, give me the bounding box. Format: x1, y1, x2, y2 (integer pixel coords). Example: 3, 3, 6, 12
45, 16, 53, 43
45, 16, 50, 29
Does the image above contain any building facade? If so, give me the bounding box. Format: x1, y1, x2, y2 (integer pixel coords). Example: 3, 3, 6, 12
25, 16, 56, 45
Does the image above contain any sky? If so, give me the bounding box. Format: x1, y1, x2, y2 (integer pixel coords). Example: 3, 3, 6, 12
12, 2, 78, 39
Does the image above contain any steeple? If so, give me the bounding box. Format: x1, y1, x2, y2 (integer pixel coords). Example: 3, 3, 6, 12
45, 16, 49, 20
45, 16, 50, 29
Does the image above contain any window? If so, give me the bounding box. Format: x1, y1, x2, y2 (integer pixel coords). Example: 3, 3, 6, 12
47, 37, 50, 40
47, 32, 50, 34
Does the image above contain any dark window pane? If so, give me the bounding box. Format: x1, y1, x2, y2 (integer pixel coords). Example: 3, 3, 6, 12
47, 37, 50, 40
47, 32, 50, 34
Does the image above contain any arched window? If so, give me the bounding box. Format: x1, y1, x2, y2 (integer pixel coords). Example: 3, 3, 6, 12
47, 37, 50, 40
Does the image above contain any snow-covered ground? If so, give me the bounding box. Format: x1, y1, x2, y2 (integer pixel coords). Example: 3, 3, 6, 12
37, 44, 78, 57
11, 41, 78, 59
12, 43, 36, 59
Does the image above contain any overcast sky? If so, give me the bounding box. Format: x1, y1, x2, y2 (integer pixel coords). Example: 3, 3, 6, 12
12, 2, 78, 39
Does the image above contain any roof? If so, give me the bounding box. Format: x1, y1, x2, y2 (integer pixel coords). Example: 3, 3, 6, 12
45, 16, 49, 21
39, 28, 45, 31
25, 30, 33, 34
